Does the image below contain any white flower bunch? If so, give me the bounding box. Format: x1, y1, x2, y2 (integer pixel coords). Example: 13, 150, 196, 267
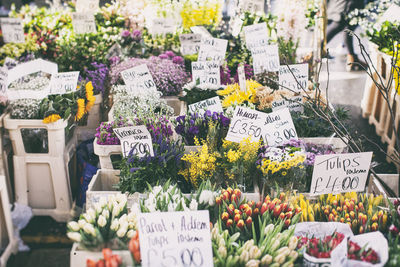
182, 81, 224, 92
8, 72, 50, 91
10, 99, 41, 119
275, 0, 308, 42
139, 182, 196, 212
111, 85, 173, 121
67, 194, 136, 250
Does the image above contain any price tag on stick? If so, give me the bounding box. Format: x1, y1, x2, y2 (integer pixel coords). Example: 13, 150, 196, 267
113, 126, 154, 158
188, 96, 223, 115
198, 37, 228, 62
238, 64, 247, 92
272, 96, 304, 114
179, 34, 202, 55
261, 108, 298, 146
138, 210, 213, 267
72, 13, 96, 34
309, 152, 373, 196
191, 61, 221, 86
0, 18, 25, 43
120, 64, 157, 93
48, 71, 79, 94
279, 64, 308, 92
226, 106, 265, 143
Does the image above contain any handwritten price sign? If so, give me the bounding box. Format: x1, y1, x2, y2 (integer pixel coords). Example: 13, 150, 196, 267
261, 108, 298, 146
309, 152, 373, 196
252, 45, 280, 74
0, 18, 25, 43
198, 37, 228, 63
179, 34, 202, 55
191, 61, 221, 86
48, 71, 79, 95
113, 125, 154, 158
272, 96, 304, 114
72, 13, 96, 34
120, 64, 157, 93
138, 210, 213, 267
188, 96, 223, 115
226, 106, 264, 143
279, 64, 308, 92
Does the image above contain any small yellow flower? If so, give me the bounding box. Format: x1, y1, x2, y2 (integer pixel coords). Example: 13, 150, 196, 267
43, 114, 61, 124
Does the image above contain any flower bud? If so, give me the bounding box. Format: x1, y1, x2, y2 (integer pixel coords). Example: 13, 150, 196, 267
67, 221, 80, 232
102, 209, 110, 219
276, 247, 290, 257
83, 223, 96, 237
97, 215, 107, 228
288, 236, 298, 250
237, 219, 244, 229
289, 250, 298, 260
78, 219, 86, 229
270, 238, 281, 252
246, 217, 252, 227
243, 240, 254, 250
127, 229, 135, 238
245, 259, 260, 267
239, 250, 249, 263
261, 254, 273, 265
226, 219, 233, 228
67, 232, 81, 242
274, 253, 286, 265
110, 219, 119, 231
117, 226, 127, 238
249, 246, 261, 259
87, 208, 96, 220
264, 224, 274, 236
218, 246, 227, 258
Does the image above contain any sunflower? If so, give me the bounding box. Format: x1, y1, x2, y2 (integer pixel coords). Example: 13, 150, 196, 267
85, 81, 94, 99
75, 98, 86, 121
43, 114, 61, 124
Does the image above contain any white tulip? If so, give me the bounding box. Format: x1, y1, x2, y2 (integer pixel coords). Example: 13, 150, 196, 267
83, 223, 96, 237
112, 203, 121, 217
78, 219, 86, 229
87, 208, 96, 220
117, 227, 127, 238
67, 221, 80, 232
189, 199, 198, 211
67, 232, 81, 242
110, 219, 119, 231
127, 229, 135, 238
97, 215, 107, 228
199, 190, 213, 205
94, 203, 103, 214
102, 209, 110, 219
83, 213, 93, 224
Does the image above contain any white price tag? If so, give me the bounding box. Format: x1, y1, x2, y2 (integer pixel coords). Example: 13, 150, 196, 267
252, 44, 280, 74
138, 210, 213, 267
120, 64, 157, 93
261, 108, 298, 146
113, 125, 154, 158
244, 23, 269, 51
272, 96, 304, 113
279, 64, 308, 92
190, 26, 213, 38
191, 61, 221, 86
238, 65, 246, 92
198, 37, 228, 63
226, 106, 265, 143
239, 0, 265, 13
149, 18, 176, 36
188, 96, 223, 115
76, 0, 99, 12
179, 34, 202, 55
309, 152, 373, 196
379, 4, 400, 23
0, 18, 24, 43
72, 13, 96, 34
48, 71, 79, 95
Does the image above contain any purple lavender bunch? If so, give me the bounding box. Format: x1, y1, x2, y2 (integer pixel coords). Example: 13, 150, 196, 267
81, 62, 109, 95
174, 111, 230, 145
95, 117, 133, 145
110, 56, 189, 96
135, 116, 174, 141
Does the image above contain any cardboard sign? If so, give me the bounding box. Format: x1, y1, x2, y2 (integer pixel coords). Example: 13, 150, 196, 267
244, 23, 269, 50
120, 64, 157, 93
0, 18, 24, 43
191, 61, 221, 86
190, 26, 213, 38
179, 34, 202, 55
149, 18, 176, 36
239, 0, 265, 13
188, 96, 223, 115
76, 0, 99, 12
48, 71, 79, 95
197, 37, 228, 63
261, 108, 298, 146
279, 64, 308, 92
272, 96, 304, 113
238, 65, 246, 92
106, 43, 123, 59
252, 45, 280, 74
113, 125, 154, 158
72, 13, 96, 34
309, 152, 373, 196
379, 4, 400, 23
226, 106, 264, 143
138, 210, 213, 267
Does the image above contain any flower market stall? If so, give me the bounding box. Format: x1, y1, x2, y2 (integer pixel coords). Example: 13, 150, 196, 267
0, 0, 398, 266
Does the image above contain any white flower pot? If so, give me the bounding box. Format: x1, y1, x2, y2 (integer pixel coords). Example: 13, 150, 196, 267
300, 137, 348, 153
0, 175, 17, 266
70, 243, 133, 267
93, 138, 121, 170
161, 96, 185, 116
76, 94, 103, 141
